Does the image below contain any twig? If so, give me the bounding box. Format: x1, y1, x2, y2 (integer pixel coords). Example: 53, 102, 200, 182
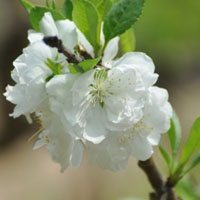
43, 36, 111, 71
138, 158, 179, 200
43, 36, 84, 64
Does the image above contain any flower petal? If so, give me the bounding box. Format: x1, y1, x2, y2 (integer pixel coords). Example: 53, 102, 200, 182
102, 36, 119, 65
40, 12, 58, 36
56, 20, 77, 51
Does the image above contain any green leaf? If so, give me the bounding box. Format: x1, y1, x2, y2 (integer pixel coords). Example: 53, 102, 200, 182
180, 117, 200, 165
52, 0, 57, 9
184, 152, 200, 174
72, 0, 101, 56
175, 177, 200, 200
120, 27, 136, 53
78, 57, 101, 72
29, 6, 65, 31
159, 145, 171, 168
69, 64, 83, 74
45, 58, 63, 75
103, 0, 144, 44
111, 0, 120, 4
98, 0, 113, 20
62, 0, 73, 20
168, 111, 182, 157
88, 0, 113, 20
20, 0, 34, 13
46, 0, 50, 8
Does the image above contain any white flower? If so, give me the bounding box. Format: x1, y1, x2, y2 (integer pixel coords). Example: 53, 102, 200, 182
34, 108, 84, 172
4, 10, 173, 172
4, 41, 67, 119
87, 86, 172, 171
47, 52, 158, 144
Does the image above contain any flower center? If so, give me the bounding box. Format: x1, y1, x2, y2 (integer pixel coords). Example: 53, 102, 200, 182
89, 69, 113, 107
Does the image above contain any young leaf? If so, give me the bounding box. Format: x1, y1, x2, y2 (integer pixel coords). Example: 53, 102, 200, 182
159, 145, 171, 168
78, 57, 101, 72
45, 58, 63, 75
103, 0, 144, 44
69, 64, 83, 74
175, 177, 200, 200
72, 0, 101, 56
30, 6, 65, 31
52, 0, 57, 9
21, 0, 34, 13
62, 0, 73, 20
120, 27, 136, 53
180, 117, 200, 165
46, 0, 50, 8
184, 152, 200, 174
168, 111, 181, 157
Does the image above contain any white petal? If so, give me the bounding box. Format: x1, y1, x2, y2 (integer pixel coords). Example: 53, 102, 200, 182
113, 52, 158, 87
46, 122, 72, 172
131, 134, 153, 161
46, 74, 71, 100
87, 132, 130, 171
102, 37, 119, 64
28, 29, 43, 43
56, 20, 77, 51
77, 30, 94, 57
23, 41, 55, 69
147, 132, 161, 146
33, 138, 46, 150
12, 54, 26, 83
71, 70, 94, 106
144, 86, 172, 134
40, 12, 58, 36
4, 78, 46, 118
70, 140, 84, 168
83, 106, 107, 144
104, 98, 143, 131
4, 85, 25, 105
100, 22, 105, 47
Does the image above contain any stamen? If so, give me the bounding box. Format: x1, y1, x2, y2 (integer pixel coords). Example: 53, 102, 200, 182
27, 127, 44, 143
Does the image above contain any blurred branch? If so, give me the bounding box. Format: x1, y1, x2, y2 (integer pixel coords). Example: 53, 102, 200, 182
138, 158, 181, 200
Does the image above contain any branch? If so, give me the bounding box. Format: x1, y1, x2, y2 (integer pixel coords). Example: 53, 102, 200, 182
43, 36, 84, 64
138, 158, 179, 200
43, 36, 110, 71
138, 158, 164, 196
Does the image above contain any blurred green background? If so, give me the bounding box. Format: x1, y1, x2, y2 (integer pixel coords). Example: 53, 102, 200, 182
0, 0, 200, 200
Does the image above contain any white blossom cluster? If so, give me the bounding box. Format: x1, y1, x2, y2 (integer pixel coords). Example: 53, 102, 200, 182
4, 13, 172, 171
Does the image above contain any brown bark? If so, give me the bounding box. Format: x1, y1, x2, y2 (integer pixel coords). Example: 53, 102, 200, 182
138, 158, 180, 200
43, 36, 84, 64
